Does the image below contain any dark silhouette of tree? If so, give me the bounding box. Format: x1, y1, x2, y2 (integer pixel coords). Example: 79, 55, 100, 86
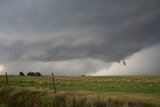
35, 72, 41, 76
27, 71, 41, 76
27, 71, 35, 76
19, 71, 25, 76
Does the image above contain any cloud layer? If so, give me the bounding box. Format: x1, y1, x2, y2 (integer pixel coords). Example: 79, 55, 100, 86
0, 0, 160, 75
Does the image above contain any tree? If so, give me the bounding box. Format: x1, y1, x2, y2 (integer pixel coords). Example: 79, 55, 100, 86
35, 72, 41, 76
27, 71, 35, 76
19, 71, 25, 76
27, 71, 41, 76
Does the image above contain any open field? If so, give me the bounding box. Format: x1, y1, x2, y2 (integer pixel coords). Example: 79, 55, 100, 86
0, 75, 160, 107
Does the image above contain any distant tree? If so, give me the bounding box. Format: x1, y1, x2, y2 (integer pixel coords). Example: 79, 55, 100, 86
26, 71, 30, 76
27, 71, 35, 76
19, 71, 25, 76
35, 72, 41, 76
27, 71, 41, 76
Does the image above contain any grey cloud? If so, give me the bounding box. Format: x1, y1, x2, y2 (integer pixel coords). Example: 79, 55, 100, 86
0, 0, 160, 75
5, 59, 110, 76
0, 0, 160, 62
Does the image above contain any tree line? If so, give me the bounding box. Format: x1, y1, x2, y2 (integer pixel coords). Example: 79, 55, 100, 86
19, 71, 42, 76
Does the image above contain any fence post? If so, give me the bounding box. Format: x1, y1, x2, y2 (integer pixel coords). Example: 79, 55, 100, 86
5, 72, 8, 85
52, 73, 56, 94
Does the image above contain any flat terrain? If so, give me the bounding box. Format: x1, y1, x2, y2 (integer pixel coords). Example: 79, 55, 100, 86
0, 75, 160, 107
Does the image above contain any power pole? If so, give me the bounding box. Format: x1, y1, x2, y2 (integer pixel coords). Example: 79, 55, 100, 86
52, 73, 56, 94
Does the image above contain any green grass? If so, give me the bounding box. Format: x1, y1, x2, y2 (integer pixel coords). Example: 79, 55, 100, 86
0, 75, 160, 107
0, 75, 159, 93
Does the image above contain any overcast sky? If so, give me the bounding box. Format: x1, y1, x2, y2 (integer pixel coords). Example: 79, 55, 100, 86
0, 0, 160, 75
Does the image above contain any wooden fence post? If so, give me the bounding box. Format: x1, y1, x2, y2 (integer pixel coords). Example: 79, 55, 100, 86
5, 72, 8, 85
52, 73, 56, 94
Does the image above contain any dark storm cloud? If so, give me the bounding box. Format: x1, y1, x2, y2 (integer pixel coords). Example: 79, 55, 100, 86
0, 0, 160, 65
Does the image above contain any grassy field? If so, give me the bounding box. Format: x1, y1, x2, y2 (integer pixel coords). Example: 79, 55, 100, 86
0, 75, 160, 107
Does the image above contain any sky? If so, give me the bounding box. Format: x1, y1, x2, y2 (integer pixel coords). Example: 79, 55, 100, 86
0, 0, 160, 75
